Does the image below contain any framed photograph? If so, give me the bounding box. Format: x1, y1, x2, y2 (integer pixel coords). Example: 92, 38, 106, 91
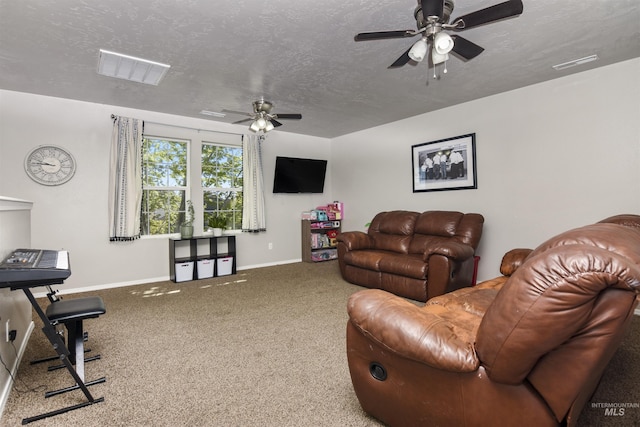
412, 133, 477, 193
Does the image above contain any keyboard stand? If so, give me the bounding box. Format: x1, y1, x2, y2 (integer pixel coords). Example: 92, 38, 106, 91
20, 286, 104, 424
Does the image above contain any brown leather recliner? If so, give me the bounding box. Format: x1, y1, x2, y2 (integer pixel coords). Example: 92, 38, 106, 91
346, 215, 640, 427
337, 210, 484, 302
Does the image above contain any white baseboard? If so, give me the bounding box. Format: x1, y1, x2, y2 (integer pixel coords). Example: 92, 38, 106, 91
0, 321, 34, 418
238, 258, 301, 270
635, 307, 640, 317
34, 259, 303, 297
33, 276, 169, 298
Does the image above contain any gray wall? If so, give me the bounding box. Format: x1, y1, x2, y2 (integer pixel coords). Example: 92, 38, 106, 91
331, 58, 640, 280
0, 94, 332, 292
1, 58, 639, 292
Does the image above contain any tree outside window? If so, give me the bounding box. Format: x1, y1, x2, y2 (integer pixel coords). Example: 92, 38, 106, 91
202, 143, 242, 231
141, 135, 242, 236
141, 137, 189, 235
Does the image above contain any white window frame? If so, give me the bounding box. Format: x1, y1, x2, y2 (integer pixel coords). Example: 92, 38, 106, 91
140, 125, 243, 238
140, 135, 191, 237
201, 141, 243, 232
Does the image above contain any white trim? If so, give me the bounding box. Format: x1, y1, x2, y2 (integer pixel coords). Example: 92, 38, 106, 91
0, 321, 34, 417
635, 307, 640, 317
33, 276, 168, 298
0, 196, 33, 211
238, 259, 301, 271
33, 259, 303, 297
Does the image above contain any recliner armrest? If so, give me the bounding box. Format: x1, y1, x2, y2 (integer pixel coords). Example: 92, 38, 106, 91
347, 289, 479, 372
337, 231, 374, 251
499, 248, 533, 276
421, 240, 474, 262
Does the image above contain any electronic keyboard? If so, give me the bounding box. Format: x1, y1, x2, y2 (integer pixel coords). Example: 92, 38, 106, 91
0, 249, 71, 288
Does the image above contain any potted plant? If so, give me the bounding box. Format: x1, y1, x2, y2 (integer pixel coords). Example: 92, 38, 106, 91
208, 214, 227, 237
180, 200, 195, 239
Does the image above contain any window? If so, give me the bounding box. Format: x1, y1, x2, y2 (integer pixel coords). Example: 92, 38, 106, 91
202, 143, 243, 230
140, 131, 243, 236
141, 137, 189, 235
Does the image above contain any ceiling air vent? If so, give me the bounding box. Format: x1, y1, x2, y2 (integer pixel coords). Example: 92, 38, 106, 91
552, 54, 598, 71
200, 110, 226, 118
97, 49, 170, 85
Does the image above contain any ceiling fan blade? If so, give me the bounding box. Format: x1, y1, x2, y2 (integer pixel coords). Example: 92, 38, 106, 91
388, 46, 412, 68
271, 119, 283, 128
232, 118, 253, 125
450, 35, 484, 60
275, 113, 302, 120
222, 109, 252, 117
455, 0, 523, 30
422, 0, 444, 20
355, 30, 415, 41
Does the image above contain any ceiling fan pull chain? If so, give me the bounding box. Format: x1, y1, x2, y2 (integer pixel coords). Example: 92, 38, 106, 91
443, 60, 448, 74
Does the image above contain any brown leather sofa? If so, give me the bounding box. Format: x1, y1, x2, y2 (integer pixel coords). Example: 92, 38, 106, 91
337, 210, 484, 302
346, 215, 640, 427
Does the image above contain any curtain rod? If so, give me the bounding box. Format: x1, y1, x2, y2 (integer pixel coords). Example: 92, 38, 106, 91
111, 114, 244, 137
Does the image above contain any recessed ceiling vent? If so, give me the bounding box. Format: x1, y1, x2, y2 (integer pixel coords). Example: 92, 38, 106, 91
200, 110, 226, 118
97, 49, 170, 85
552, 54, 598, 71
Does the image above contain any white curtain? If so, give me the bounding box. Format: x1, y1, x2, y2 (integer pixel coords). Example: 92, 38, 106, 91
108, 115, 144, 241
242, 134, 267, 232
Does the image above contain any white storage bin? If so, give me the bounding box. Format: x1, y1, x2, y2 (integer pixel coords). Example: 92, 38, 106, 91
216, 257, 234, 276
175, 261, 194, 282
197, 259, 214, 279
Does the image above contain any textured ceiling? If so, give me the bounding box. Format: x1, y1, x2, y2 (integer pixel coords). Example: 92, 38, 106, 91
1, 0, 639, 138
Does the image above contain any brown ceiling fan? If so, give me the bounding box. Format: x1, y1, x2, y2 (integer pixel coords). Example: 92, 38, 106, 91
355, 0, 523, 69
223, 98, 302, 133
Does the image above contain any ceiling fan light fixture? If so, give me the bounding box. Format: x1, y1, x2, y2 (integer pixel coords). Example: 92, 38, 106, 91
432, 50, 449, 65
248, 116, 275, 133
249, 120, 261, 132
433, 32, 454, 55
408, 37, 428, 62
356, 0, 525, 79
230, 99, 301, 132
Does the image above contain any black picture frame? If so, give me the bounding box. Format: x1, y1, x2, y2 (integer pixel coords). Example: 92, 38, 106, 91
412, 133, 477, 193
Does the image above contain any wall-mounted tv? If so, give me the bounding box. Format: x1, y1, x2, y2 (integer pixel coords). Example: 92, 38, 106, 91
273, 156, 327, 193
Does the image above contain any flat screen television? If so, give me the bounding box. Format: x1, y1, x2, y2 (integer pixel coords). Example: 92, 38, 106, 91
273, 156, 327, 193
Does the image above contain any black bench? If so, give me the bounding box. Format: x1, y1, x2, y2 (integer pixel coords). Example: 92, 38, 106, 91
30, 295, 107, 400
44, 296, 106, 383
20, 292, 107, 423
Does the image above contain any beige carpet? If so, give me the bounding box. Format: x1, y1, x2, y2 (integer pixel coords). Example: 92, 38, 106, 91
1, 261, 638, 426
2, 261, 381, 427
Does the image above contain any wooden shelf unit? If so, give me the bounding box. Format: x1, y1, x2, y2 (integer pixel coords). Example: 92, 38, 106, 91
301, 219, 341, 262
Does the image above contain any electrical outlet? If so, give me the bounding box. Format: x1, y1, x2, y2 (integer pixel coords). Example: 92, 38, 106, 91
268, 242, 273, 250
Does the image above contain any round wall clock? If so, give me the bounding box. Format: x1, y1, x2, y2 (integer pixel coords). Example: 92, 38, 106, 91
24, 145, 77, 186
